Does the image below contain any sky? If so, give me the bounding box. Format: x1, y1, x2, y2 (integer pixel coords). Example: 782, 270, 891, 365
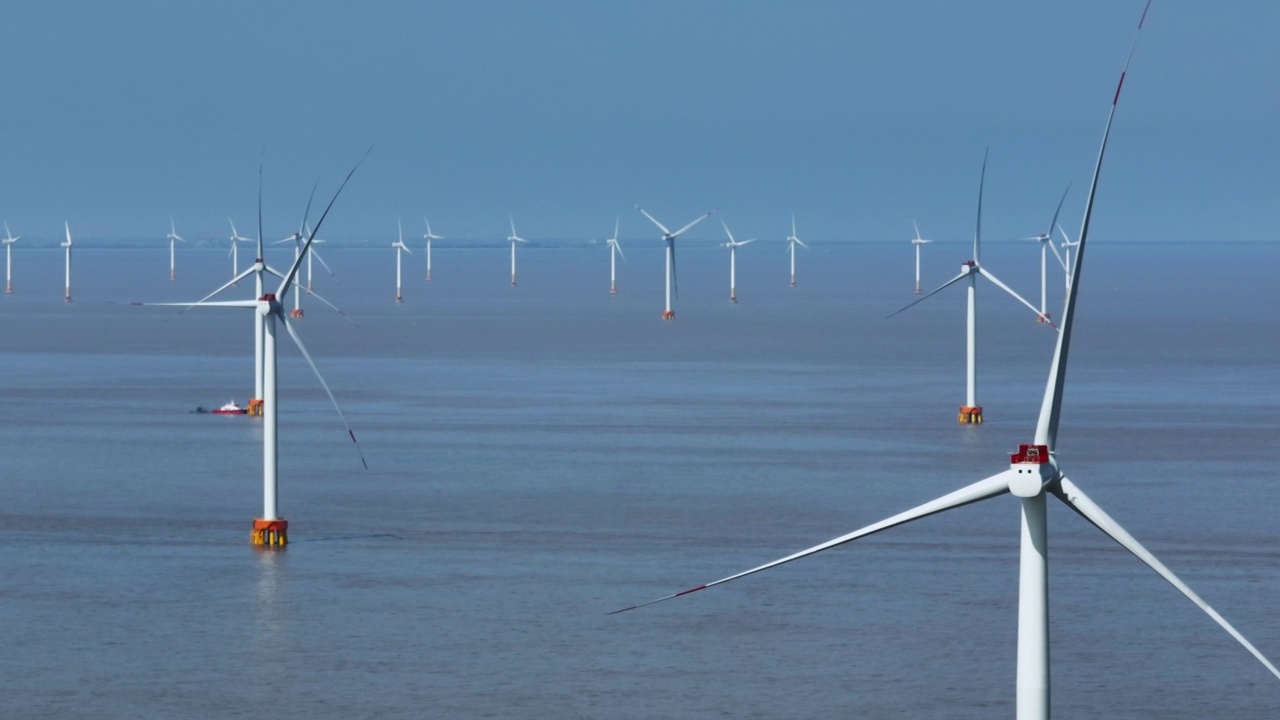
0, 1, 1275, 246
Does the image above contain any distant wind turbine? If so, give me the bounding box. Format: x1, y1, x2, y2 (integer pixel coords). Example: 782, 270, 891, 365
507, 216, 527, 287
910, 220, 932, 294
61, 222, 74, 303
720, 220, 755, 304
423, 217, 443, 281
635, 204, 715, 320
605, 218, 624, 295
1025, 185, 1071, 323
166, 217, 184, 281
786, 215, 808, 287
3, 223, 18, 294
1058, 224, 1079, 293
614, 11, 1280, 718
393, 217, 413, 303
228, 218, 254, 286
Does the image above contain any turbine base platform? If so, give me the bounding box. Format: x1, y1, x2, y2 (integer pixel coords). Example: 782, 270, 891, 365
1036, 312, 1052, 324
958, 405, 984, 424
251, 518, 288, 547
247, 399, 264, 416
729, 296, 737, 304
396, 295, 403, 304
662, 310, 676, 320
5, 284, 11, 294
289, 308, 304, 319
427, 274, 432, 282
610, 286, 616, 295
790, 278, 796, 288
914, 287, 921, 295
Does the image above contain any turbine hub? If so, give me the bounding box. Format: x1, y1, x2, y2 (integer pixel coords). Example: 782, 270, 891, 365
1009, 444, 1055, 497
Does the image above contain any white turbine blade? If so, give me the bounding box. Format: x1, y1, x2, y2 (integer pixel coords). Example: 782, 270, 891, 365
273, 236, 296, 245
721, 219, 735, 244
64, 221, 72, 245
311, 248, 337, 279
1056, 224, 1074, 245
974, 148, 988, 262
670, 210, 714, 239
1047, 241, 1067, 271
279, 312, 368, 470
509, 215, 518, 238
274, 146, 371, 300
739, 239, 756, 246
791, 213, 797, 238
153, 267, 258, 315
1046, 183, 1071, 240
293, 283, 355, 324
912, 219, 922, 243
976, 266, 1057, 328
634, 204, 672, 236
611, 470, 1013, 614
886, 269, 968, 318
1054, 476, 1280, 681
140, 299, 258, 309
1034, 2, 1149, 450
263, 264, 289, 281
612, 217, 619, 243
794, 238, 809, 249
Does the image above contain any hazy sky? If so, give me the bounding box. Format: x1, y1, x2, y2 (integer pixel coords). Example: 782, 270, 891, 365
0, 1, 1274, 245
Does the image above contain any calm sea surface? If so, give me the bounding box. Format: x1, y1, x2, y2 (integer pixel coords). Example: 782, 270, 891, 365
1, 239, 1277, 719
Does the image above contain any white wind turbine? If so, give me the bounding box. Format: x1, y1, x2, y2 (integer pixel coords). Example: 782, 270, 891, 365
786, 215, 808, 287
615, 6, 1280, 717
393, 217, 413, 303
166, 217, 184, 281
61, 222, 74, 303
300, 222, 336, 293
889, 149, 1054, 424
720, 220, 755, 304
507, 216, 527, 287
228, 218, 254, 285
605, 218, 624, 295
147, 158, 369, 545
1025, 186, 1071, 323
3, 223, 18, 294
423, 217, 443, 281
1058, 224, 1079, 293
910, 220, 932, 294
635, 203, 715, 320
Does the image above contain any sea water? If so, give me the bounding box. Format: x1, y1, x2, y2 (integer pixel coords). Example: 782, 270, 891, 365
1, 240, 1277, 719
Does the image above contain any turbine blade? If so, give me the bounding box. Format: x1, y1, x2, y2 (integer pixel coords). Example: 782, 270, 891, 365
974, 147, 988, 262
611, 470, 1012, 614
1047, 241, 1067, 271
296, 284, 356, 325
279, 312, 368, 470
670, 240, 678, 300
1034, 2, 1150, 449
670, 210, 714, 239
634, 204, 672, 236
976, 266, 1057, 328
311, 248, 337, 279
140, 299, 258, 309
1046, 183, 1071, 239
275, 146, 372, 299
160, 267, 258, 315
794, 238, 809, 249
1053, 476, 1280, 681
721, 219, 735, 244
886, 269, 968, 318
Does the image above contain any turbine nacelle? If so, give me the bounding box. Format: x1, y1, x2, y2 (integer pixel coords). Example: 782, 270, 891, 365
1008, 444, 1057, 498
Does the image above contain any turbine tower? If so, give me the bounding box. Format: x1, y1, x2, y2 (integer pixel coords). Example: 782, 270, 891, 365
61, 222, 73, 303
393, 217, 413, 303
423, 217, 443, 281
166, 217, 183, 281
3, 223, 18, 294
605, 218, 624, 295
507, 216, 527, 287
910, 220, 931, 294
635, 204, 714, 320
1025, 186, 1071, 323
889, 150, 1054, 424
786, 215, 808, 287
613, 8, 1280, 718
720, 220, 755, 304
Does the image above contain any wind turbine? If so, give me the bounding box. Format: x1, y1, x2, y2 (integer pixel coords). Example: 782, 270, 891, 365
786, 215, 808, 287
146, 157, 369, 545
166, 217, 184, 281
507, 216, 527, 287
910, 220, 932, 294
889, 150, 1054, 424
635, 204, 715, 320
1025, 186, 1071, 323
423, 217, 443, 281
720, 220, 755, 304
605, 218, 624, 295
228, 218, 254, 285
615, 6, 1280, 717
1058, 224, 1079, 293
301, 222, 336, 293
3, 223, 18, 294
393, 217, 413, 303
61, 222, 73, 303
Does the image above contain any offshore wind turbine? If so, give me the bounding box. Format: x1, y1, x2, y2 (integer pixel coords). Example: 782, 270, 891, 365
889, 150, 1054, 424
605, 218, 624, 295
910, 220, 932, 294
786, 215, 808, 287
507, 216, 527, 287
614, 9, 1280, 717
1059, 224, 1079, 292
147, 157, 369, 545
166, 217, 184, 281
3, 223, 18, 294
635, 203, 714, 320
61, 222, 73, 303
720, 220, 755, 304
423, 217, 443, 281
393, 217, 413, 303
301, 222, 335, 293
1026, 186, 1071, 323
228, 218, 254, 285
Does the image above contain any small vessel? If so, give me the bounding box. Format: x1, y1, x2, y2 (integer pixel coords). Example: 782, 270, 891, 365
211, 400, 247, 415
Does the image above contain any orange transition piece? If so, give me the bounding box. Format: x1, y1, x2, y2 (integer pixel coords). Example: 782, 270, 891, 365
247, 399, 264, 416
289, 308, 304, 319
958, 405, 984, 424
661, 310, 676, 320
252, 518, 288, 547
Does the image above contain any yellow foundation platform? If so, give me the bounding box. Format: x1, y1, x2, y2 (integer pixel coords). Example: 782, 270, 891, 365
289, 308, 304, 319
247, 399, 264, 416
252, 518, 288, 547
662, 310, 676, 320
958, 405, 984, 424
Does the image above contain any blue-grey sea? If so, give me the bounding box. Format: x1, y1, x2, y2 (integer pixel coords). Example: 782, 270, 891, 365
2, 239, 1277, 719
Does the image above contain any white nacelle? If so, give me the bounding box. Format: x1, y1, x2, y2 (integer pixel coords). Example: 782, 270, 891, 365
1009, 444, 1055, 498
